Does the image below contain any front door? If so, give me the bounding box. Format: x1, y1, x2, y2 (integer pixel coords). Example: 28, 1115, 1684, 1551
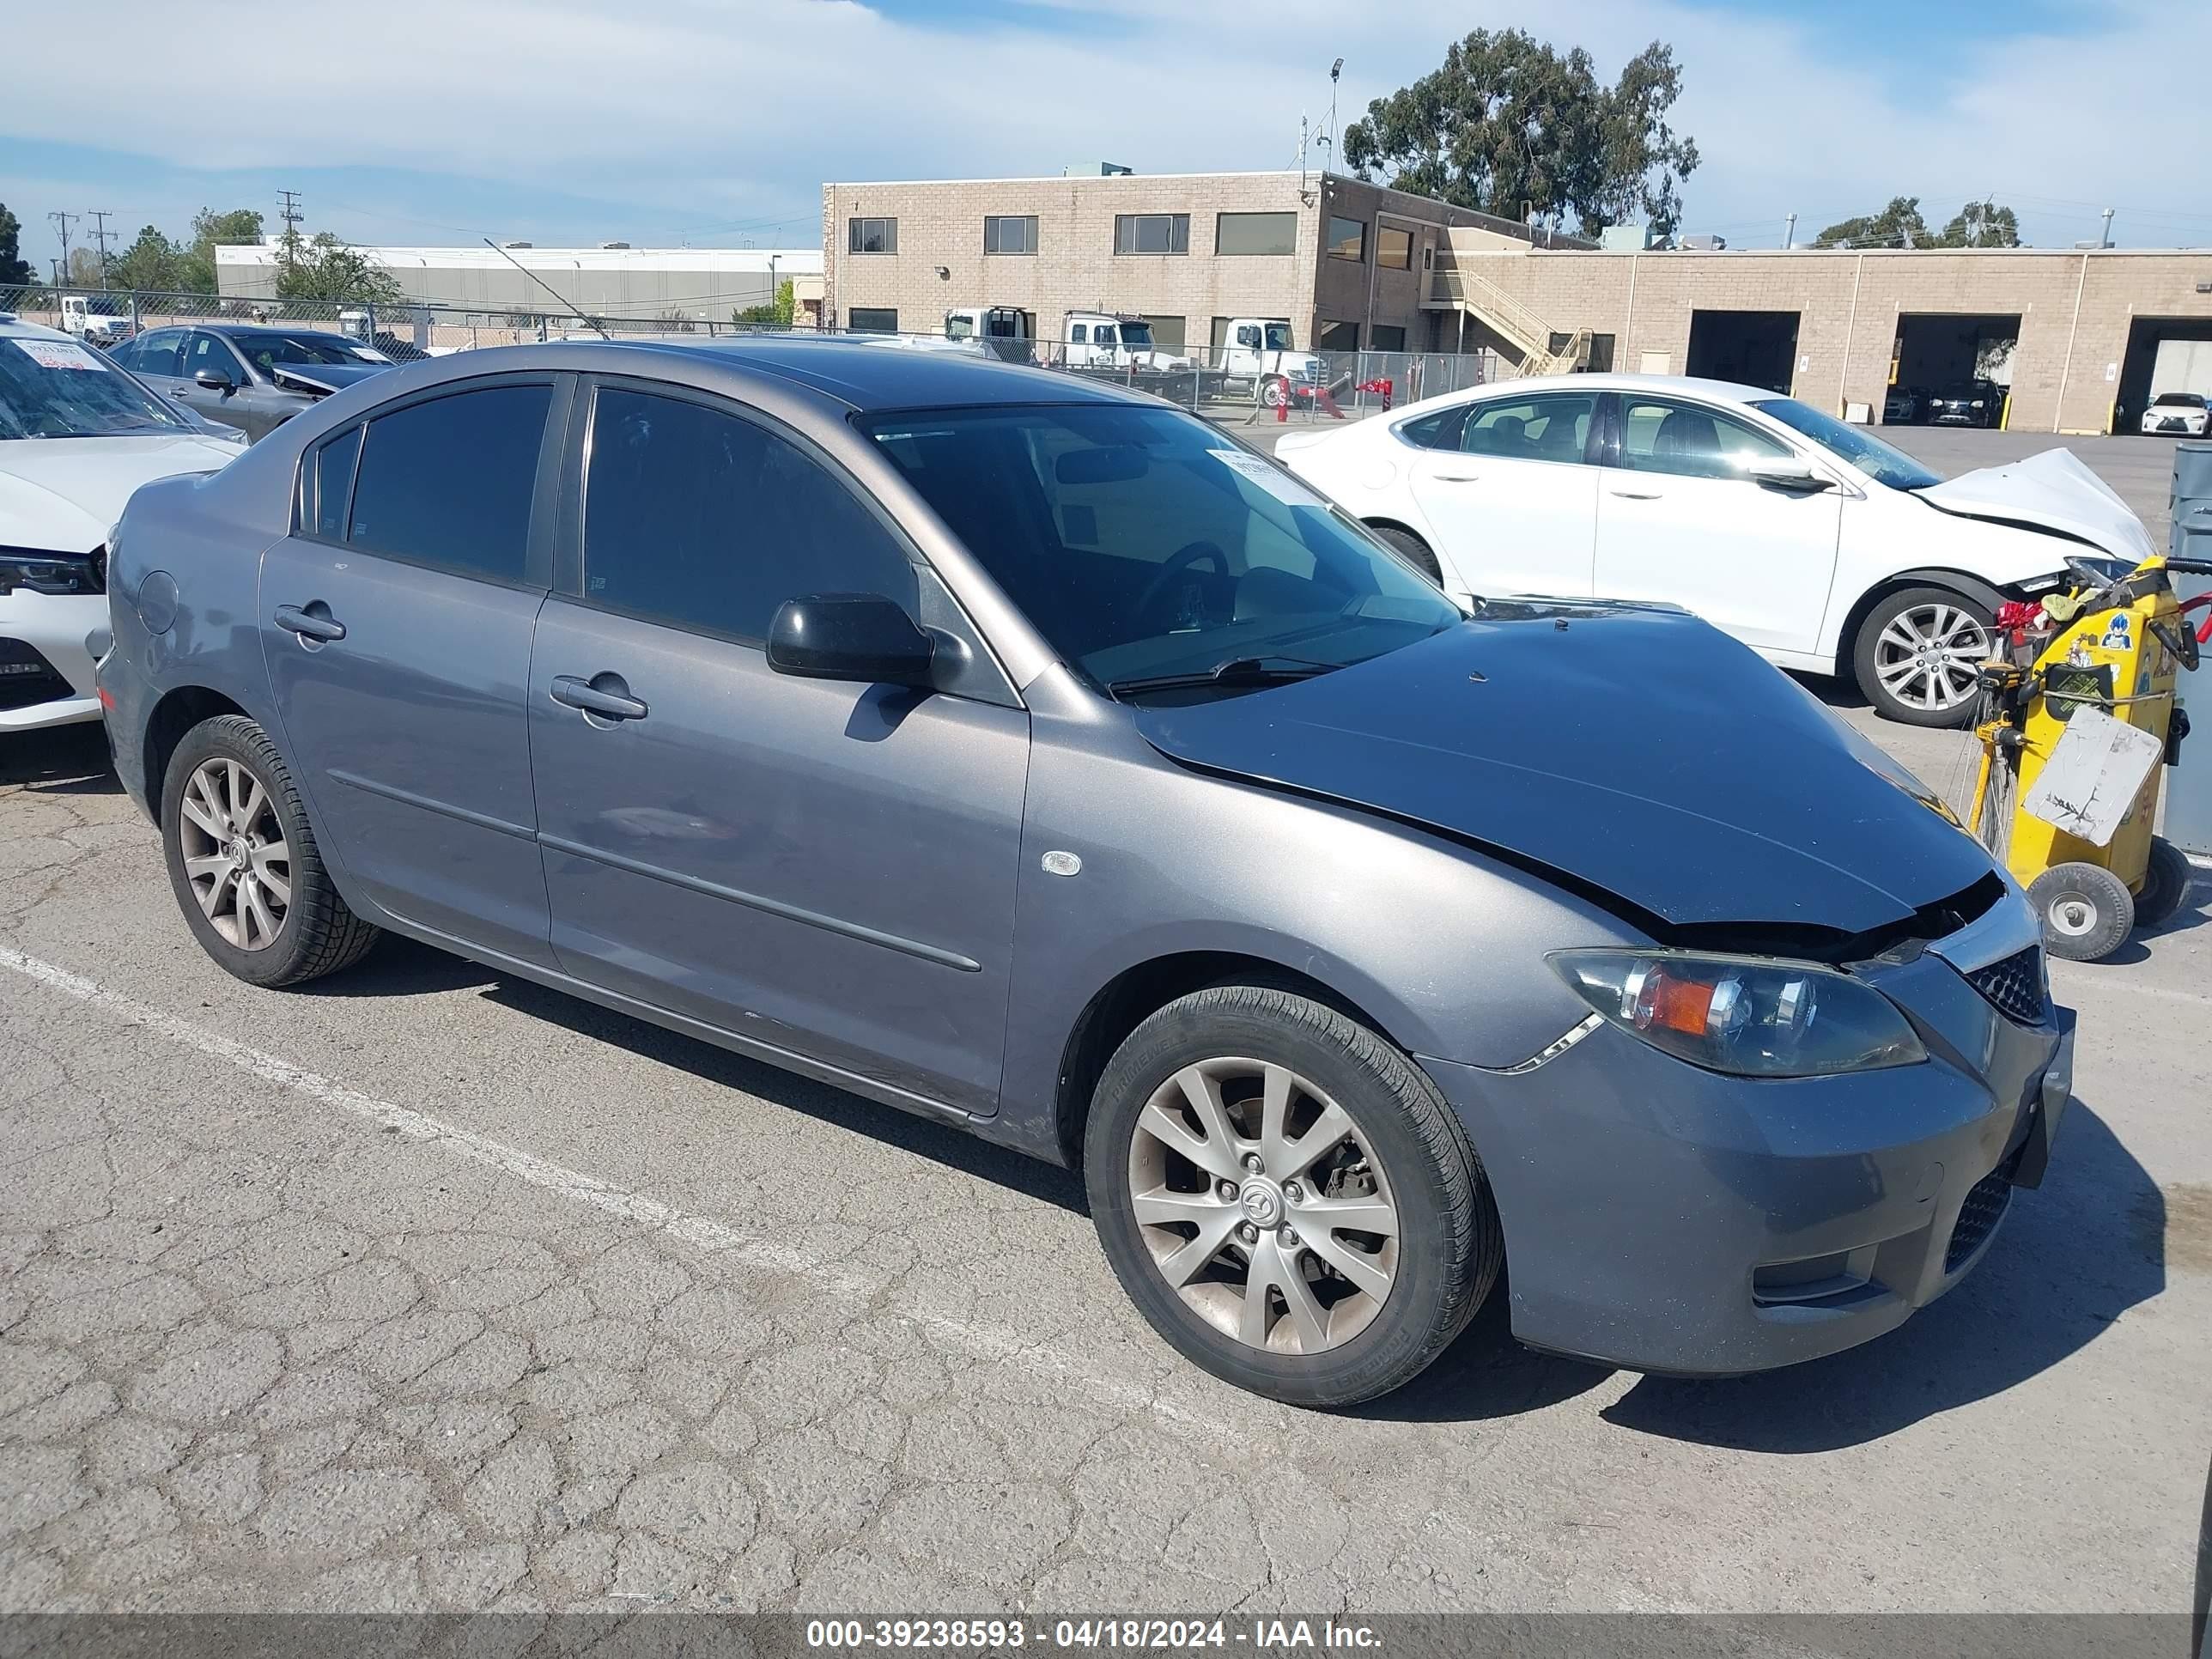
1592, 393, 1844, 656
177, 332, 280, 438
258, 377, 564, 964
1404, 388, 1603, 601
528, 381, 1028, 1115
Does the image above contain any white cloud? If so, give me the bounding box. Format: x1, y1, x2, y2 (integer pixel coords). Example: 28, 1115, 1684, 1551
3, 0, 2208, 250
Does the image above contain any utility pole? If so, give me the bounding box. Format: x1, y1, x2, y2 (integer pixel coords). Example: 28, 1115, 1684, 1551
1783, 212, 1796, 250
88, 210, 114, 287
277, 189, 304, 276
47, 210, 77, 285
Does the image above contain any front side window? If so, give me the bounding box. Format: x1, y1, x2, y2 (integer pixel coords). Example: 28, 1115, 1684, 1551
1328, 216, 1366, 262
115, 331, 184, 376
0, 333, 190, 438
1620, 397, 1793, 481
1460, 393, 1598, 464
983, 215, 1037, 255
863, 404, 1461, 693
1263, 322, 1295, 352
186, 332, 248, 386
1095, 325, 1119, 347
848, 216, 897, 255
346, 384, 550, 581
1376, 225, 1413, 270
1750, 397, 1937, 490
581, 388, 915, 643
1216, 211, 1297, 257
1114, 213, 1189, 255
846, 307, 898, 334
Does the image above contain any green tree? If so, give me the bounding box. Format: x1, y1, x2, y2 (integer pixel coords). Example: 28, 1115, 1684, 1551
1341, 29, 1699, 237
0, 203, 33, 287
108, 225, 187, 292
274, 230, 404, 305
1814, 197, 1929, 249
174, 207, 266, 293
65, 246, 106, 288
1934, 198, 2022, 248
732, 278, 795, 327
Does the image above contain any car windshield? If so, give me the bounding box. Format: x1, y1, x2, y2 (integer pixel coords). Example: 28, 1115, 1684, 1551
1750, 397, 1941, 491
944, 316, 975, 340
0, 334, 191, 438
1265, 323, 1294, 351
2153, 392, 2204, 408
863, 403, 1462, 692
228, 331, 380, 368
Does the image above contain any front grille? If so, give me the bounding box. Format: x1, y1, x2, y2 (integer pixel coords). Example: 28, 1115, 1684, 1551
0, 638, 74, 714
1966, 944, 2048, 1025
1945, 1167, 2014, 1273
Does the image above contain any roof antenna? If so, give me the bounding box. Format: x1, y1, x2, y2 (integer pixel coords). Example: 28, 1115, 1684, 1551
483, 237, 610, 340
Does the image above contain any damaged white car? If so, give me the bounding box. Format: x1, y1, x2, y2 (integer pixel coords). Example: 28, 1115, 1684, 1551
1279, 374, 2151, 726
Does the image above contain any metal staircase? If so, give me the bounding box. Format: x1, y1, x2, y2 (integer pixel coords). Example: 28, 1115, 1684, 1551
1424, 261, 1589, 377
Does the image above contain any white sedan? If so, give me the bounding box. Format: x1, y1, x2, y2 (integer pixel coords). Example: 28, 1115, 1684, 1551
2141, 391, 2209, 437
1279, 374, 2154, 726
2, 314, 244, 732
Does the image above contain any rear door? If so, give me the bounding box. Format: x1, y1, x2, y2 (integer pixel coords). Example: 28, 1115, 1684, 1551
527, 379, 1029, 1115
259, 375, 566, 964
1592, 392, 1843, 655
1403, 389, 1602, 599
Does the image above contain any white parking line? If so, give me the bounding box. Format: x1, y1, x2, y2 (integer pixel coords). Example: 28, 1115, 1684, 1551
0, 945, 1250, 1444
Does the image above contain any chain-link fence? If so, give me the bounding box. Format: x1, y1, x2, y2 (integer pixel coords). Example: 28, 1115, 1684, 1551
3, 284, 1507, 428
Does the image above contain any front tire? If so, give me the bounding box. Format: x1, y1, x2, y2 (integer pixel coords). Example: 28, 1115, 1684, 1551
2028, 861, 2135, 962
1369, 524, 1444, 586
1084, 986, 1500, 1407
1853, 586, 1996, 727
161, 715, 380, 988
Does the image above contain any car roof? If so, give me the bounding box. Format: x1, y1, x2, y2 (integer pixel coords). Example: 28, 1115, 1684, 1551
0, 316, 74, 342
1460, 371, 1788, 405
581, 336, 1142, 411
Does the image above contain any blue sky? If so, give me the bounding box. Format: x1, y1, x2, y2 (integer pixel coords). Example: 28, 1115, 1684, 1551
5, 0, 2207, 272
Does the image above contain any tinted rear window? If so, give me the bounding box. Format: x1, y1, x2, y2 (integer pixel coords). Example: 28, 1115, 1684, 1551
347, 385, 550, 582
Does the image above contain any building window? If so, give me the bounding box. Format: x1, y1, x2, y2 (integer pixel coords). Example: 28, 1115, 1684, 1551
1327, 216, 1366, 262
1376, 225, 1413, 270
1370, 324, 1407, 352
983, 215, 1037, 255
848, 217, 897, 255
1138, 315, 1186, 349
1315, 319, 1359, 352
847, 307, 898, 333
1114, 213, 1189, 255
1587, 333, 1617, 373
1215, 211, 1297, 257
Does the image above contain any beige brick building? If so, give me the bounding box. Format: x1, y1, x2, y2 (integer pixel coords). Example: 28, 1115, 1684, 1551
820, 169, 1560, 356
1428, 243, 2212, 434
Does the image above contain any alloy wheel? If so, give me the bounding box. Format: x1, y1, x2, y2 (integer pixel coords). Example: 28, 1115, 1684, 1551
1125, 1057, 1399, 1355
1873, 603, 1991, 714
177, 758, 292, 951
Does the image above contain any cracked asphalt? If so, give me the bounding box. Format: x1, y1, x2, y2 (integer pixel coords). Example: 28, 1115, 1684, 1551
4, 525, 2210, 1614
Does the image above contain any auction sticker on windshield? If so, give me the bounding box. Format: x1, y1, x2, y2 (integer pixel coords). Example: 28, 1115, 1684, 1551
13, 338, 105, 372
1208, 447, 1328, 510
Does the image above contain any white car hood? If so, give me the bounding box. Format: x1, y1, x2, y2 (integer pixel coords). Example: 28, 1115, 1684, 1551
0, 434, 240, 552
1912, 447, 2155, 565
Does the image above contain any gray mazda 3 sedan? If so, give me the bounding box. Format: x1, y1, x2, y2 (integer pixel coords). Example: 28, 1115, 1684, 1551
99, 339, 2075, 1406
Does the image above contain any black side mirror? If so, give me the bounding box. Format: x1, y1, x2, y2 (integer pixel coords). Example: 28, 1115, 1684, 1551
194, 368, 234, 393
767, 593, 935, 687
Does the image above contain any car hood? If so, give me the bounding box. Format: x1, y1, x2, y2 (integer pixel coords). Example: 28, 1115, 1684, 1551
1128, 605, 1997, 936
270, 359, 394, 396
1913, 447, 2154, 563
0, 434, 240, 551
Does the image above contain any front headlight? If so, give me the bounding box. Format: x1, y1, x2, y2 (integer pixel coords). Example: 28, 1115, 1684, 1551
1549, 950, 1926, 1078
0, 546, 106, 598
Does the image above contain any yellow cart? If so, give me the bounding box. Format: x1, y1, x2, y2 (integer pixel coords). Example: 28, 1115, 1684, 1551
1968, 554, 2209, 959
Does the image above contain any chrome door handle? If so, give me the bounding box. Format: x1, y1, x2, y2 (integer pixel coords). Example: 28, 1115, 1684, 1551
1608, 489, 1662, 500
1433, 472, 1480, 483
550, 674, 647, 722
273, 604, 346, 642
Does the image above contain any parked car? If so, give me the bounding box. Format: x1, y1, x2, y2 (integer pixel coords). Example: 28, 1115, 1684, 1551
1277, 374, 2151, 726
102, 340, 2074, 1406
1925, 380, 2003, 428
1882, 385, 1923, 424
2140, 390, 2210, 437
0, 314, 241, 733
106, 324, 397, 441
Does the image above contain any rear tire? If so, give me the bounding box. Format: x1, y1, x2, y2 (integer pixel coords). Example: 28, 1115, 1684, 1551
1084, 985, 1501, 1407
1369, 524, 1443, 586
2135, 836, 2196, 930
161, 715, 380, 988
1853, 586, 1996, 728
2028, 861, 2135, 962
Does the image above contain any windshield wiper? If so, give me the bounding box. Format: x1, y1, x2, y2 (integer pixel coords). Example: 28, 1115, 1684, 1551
1107, 654, 1341, 700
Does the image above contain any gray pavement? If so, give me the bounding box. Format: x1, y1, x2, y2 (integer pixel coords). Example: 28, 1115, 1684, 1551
3, 429, 2209, 1615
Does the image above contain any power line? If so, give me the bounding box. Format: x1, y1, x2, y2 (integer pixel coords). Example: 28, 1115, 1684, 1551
87, 210, 115, 288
